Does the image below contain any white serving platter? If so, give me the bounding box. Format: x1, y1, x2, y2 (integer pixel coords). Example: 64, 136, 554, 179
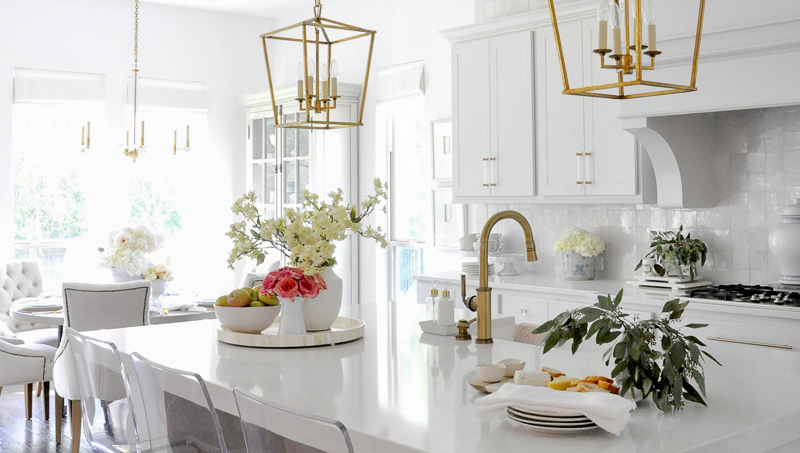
216, 316, 365, 348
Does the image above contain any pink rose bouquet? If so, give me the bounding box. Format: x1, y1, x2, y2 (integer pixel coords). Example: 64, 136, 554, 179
260, 267, 326, 302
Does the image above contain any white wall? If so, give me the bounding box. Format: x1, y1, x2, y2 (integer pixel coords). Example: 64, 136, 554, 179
272, 1, 475, 302
0, 0, 273, 294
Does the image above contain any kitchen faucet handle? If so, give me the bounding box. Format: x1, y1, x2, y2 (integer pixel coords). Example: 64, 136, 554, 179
460, 274, 478, 311
455, 318, 476, 341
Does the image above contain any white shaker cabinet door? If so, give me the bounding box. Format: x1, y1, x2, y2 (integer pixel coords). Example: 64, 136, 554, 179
536, 21, 586, 197
489, 30, 536, 198
453, 39, 491, 199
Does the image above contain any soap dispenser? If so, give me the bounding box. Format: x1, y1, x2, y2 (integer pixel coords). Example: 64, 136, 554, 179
425, 283, 439, 322
436, 285, 455, 326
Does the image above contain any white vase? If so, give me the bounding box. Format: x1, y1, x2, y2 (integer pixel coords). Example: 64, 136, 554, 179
769, 198, 800, 285
111, 268, 142, 283
278, 296, 307, 336
150, 279, 166, 310
562, 252, 596, 281
302, 267, 343, 331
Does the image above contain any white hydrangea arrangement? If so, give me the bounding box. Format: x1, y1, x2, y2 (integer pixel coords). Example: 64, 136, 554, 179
227, 179, 388, 273
143, 264, 173, 282
99, 225, 165, 277
553, 227, 606, 258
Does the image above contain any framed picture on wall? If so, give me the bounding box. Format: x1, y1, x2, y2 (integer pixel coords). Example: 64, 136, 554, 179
432, 188, 463, 248
432, 120, 453, 180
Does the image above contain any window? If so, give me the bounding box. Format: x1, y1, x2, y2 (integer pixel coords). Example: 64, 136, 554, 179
379, 94, 428, 302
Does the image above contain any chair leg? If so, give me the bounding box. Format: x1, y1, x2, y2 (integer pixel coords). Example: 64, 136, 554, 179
24, 383, 33, 420
0, 386, 3, 397
70, 399, 82, 453
43, 382, 50, 421
55, 394, 64, 443
36, 381, 43, 397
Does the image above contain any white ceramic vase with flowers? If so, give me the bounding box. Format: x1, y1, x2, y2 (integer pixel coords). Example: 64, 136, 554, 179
553, 228, 606, 281
260, 266, 327, 335
143, 264, 173, 310
99, 225, 165, 282
227, 179, 388, 330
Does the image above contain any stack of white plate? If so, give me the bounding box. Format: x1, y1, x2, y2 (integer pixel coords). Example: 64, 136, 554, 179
18, 299, 63, 312
506, 406, 598, 434
462, 262, 496, 275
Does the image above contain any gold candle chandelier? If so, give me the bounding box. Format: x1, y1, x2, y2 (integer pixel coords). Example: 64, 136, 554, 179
546, 0, 706, 99
260, 0, 376, 129
122, 0, 191, 161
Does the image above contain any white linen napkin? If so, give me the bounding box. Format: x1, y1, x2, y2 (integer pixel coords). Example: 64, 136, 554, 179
159, 295, 195, 311
475, 383, 637, 436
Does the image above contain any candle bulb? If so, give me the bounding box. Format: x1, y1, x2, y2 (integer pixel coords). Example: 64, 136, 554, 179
610, 2, 622, 55
86, 121, 90, 149
296, 63, 304, 99
644, 0, 657, 52
81, 126, 85, 146
330, 60, 339, 97
126, 130, 130, 148
141, 120, 145, 146
307, 58, 316, 97
597, 0, 610, 50
320, 66, 329, 101
173, 130, 177, 154
186, 125, 190, 149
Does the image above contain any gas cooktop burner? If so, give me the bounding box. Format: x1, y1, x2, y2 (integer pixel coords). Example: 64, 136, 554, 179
689, 284, 800, 306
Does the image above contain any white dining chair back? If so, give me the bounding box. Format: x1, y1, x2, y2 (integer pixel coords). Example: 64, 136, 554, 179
66, 328, 141, 453
0, 336, 56, 420
233, 388, 355, 453
131, 352, 227, 453
63, 281, 151, 331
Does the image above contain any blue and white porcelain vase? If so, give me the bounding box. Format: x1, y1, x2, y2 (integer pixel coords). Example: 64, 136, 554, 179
562, 252, 596, 281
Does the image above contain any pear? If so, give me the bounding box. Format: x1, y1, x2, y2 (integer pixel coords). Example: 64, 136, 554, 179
228, 289, 252, 307
258, 291, 279, 306
248, 300, 266, 307
240, 287, 256, 300
215, 295, 229, 307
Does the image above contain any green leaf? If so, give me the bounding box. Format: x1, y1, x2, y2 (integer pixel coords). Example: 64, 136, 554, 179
630, 340, 641, 361
694, 372, 706, 396
669, 309, 684, 320
682, 380, 707, 407
571, 334, 583, 354
662, 298, 681, 313
670, 343, 686, 369
597, 325, 611, 344
605, 331, 622, 343
702, 350, 723, 367
686, 335, 707, 347
613, 342, 627, 359
612, 359, 628, 377
643, 377, 653, 395
256, 253, 265, 266
532, 320, 556, 334
614, 289, 624, 307
684, 323, 708, 329
578, 308, 603, 324
661, 334, 671, 351
543, 333, 559, 354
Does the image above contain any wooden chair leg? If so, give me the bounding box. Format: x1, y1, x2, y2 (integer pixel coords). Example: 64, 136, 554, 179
36, 381, 43, 397
24, 383, 33, 420
0, 386, 3, 397
70, 399, 82, 453
43, 382, 50, 421
55, 394, 64, 443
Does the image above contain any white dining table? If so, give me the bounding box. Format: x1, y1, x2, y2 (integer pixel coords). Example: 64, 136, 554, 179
82, 302, 800, 453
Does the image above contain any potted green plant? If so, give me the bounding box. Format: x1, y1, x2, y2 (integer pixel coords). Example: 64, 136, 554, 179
635, 225, 707, 280
532, 290, 721, 413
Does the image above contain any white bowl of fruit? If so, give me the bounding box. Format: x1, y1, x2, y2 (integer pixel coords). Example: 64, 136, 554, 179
215, 285, 280, 334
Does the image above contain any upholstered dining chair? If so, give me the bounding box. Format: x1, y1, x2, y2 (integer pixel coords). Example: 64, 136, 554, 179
131, 352, 227, 453
233, 388, 355, 453
0, 258, 59, 347
65, 328, 141, 453
0, 331, 57, 420
53, 280, 151, 452
240, 261, 281, 289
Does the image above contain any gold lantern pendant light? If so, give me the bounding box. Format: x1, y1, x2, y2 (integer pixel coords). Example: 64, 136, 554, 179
123, 0, 146, 161
546, 0, 706, 99
260, 0, 376, 129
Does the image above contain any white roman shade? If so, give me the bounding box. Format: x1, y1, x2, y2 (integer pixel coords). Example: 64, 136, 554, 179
375, 61, 424, 101
127, 77, 208, 111
13, 68, 106, 104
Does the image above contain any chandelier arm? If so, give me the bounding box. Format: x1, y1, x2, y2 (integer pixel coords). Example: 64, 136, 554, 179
546, 0, 570, 92
302, 24, 311, 116
358, 33, 376, 125
262, 37, 280, 126
318, 17, 376, 34
635, 0, 642, 80
690, 0, 706, 87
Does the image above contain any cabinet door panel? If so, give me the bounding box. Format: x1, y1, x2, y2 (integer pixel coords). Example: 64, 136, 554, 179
490, 31, 536, 198
536, 22, 586, 196
583, 21, 637, 196
453, 40, 491, 198
500, 294, 548, 325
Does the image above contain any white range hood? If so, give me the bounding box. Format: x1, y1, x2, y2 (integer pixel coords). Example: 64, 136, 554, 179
617, 3, 800, 208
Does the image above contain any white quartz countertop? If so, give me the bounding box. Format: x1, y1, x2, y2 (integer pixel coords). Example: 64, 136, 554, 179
415, 272, 800, 321
86, 303, 800, 452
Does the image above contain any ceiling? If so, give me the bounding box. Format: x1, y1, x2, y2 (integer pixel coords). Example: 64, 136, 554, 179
141, 0, 318, 19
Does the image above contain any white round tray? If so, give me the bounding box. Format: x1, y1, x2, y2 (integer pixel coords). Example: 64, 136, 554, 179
216, 316, 365, 348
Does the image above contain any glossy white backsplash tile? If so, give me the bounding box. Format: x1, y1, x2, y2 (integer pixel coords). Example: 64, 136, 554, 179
464, 105, 800, 285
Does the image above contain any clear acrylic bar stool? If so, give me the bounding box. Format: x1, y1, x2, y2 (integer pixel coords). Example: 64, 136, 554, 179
233, 387, 355, 453
66, 328, 141, 453
130, 352, 227, 453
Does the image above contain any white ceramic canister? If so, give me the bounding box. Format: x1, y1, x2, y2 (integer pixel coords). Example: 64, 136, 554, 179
768, 198, 800, 285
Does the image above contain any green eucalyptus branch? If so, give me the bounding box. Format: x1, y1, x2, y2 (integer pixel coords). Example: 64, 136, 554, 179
532, 289, 721, 413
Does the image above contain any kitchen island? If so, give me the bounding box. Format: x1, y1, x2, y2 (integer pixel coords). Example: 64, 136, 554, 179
86, 302, 800, 452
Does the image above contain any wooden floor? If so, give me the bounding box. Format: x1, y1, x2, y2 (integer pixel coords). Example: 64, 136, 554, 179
0, 384, 92, 453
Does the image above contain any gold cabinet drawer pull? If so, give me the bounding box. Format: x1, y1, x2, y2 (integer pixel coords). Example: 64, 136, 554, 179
707, 336, 792, 350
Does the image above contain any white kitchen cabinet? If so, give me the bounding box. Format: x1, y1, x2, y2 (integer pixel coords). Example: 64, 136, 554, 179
535, 19, 638, 199
498, 293, 548, 324
240, 84, 361, 304
451, 30, 535, 203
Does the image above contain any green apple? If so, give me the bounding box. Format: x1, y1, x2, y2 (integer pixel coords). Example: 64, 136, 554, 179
240, 287, 256, 300
215, 295, 229, 307
258, 291, 279, 306
248, 300, 266, 307
228, 289, 252, 307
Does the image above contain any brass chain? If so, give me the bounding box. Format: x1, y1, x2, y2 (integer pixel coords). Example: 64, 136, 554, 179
134, 0, 139, 63
314, 0, 322, 18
